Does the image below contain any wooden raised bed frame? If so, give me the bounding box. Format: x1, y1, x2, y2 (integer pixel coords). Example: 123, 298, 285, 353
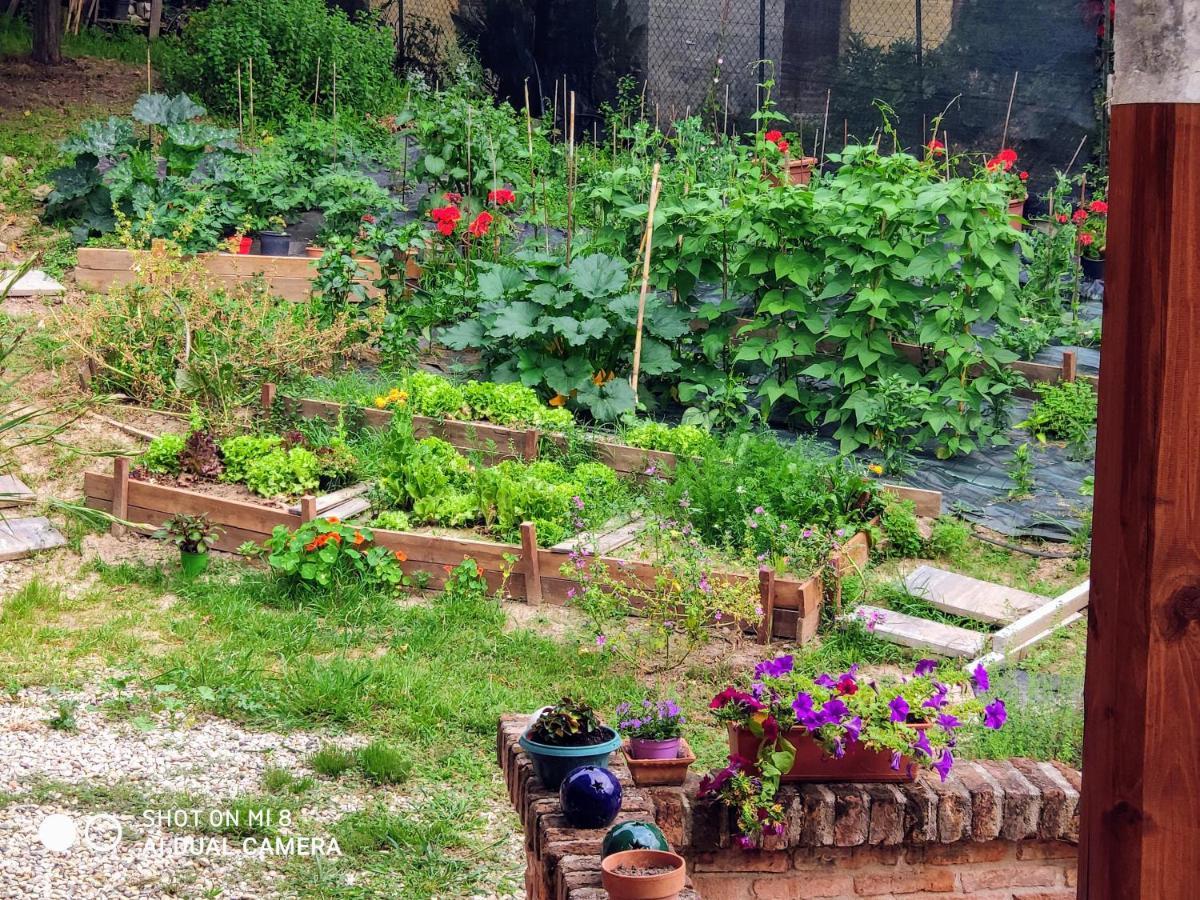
73, 247, 420, 302
84, 457, 828, 643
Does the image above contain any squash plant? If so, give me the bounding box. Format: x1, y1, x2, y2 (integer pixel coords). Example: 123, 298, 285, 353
439, 252, 691, 421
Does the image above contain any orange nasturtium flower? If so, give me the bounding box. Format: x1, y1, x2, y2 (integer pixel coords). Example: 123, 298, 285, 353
326, 517, 340, 524
548, 394, 567, 407
353, 531, 366, 546
394, 549, 408, 562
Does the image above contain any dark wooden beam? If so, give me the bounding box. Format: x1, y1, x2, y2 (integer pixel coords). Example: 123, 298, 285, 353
1078, 100, 1200, 898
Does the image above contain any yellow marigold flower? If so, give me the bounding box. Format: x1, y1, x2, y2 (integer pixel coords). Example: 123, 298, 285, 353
374, 396, 388, 408
868, 464, 884, 475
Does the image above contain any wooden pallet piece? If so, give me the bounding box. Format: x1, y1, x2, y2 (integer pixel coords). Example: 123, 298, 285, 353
0, 516, 67, 561
988, 580, 1090, 655
0, 475, 35, 509
904, 565, 1048, 626
548, 515, 646, 555
319, 496, 372, 522
851, 604, 988, 658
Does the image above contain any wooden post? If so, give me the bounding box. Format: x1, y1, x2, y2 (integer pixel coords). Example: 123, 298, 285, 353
630, 162, 662, 396
1079, 5, 1200, 897
522, 428, 539, 462
148, 0, 161, 39
260, 382, 277, 411
520, 521, 542, 605
1060, 350, 1077, 383
299, 495, 317, 523
755, 567, 775, 644
111, 457, 130, 537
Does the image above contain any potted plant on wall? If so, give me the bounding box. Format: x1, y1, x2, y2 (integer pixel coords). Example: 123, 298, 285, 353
1074, 197, 1108, 280
700, 655, 1008, 847
154, 512, 223, 577
519, 698, 623, 790
617, 698, 696, 786
258, 215, 291, 256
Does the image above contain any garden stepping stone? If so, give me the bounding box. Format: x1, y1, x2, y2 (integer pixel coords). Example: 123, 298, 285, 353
852, 605, 987, 658
0, 475, 35, 509
903, 565, 1047, 626
0, 516, 67, 562
0, 268, 64, 297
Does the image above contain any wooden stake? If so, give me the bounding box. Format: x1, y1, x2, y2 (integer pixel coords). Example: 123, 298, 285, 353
1061, 350, 1077, 383
630, 162, 662, 396
524, 78, 536, 214
248, 57, 255, 139
520, 521, 542, 605
237, 63, 244, 141
260, 382, 277, 411
111, 457, 130, 537
313, 56, 321, 115
756, 567, 776, 644
820, 89, 831, 162
299, 495, 317, 523
565, 91, 576, 263
999, 70, 1019, 150
1064, 132, 1088, 175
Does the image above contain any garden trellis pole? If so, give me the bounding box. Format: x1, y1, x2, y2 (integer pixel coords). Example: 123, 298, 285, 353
1078, 2, 1200, 897
999, 71, 1018, 150
629, 162, 661, 396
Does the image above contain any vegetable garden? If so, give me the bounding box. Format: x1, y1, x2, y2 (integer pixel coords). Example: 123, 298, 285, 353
0, 6, 1099, 896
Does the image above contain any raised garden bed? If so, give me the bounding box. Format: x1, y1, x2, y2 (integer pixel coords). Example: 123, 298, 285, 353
73, 247, 419, 301
83, 455, 829, 642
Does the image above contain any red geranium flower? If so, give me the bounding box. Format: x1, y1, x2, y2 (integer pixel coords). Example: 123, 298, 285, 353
764, 130, 783, 143
927, 138, 945, 154
442, 192, 463, 204
998, 148, 1018, 164
1018, 171, 1028, 181
1078, 232, 1094, 246
1089, 199, 1109, 215
466, 211, 493, 238
1072, 208, 1089, 224
431, 204, 462, 236
776, 139, 789, 153
487, 187, 516, 205
1056, 213, 1069, 224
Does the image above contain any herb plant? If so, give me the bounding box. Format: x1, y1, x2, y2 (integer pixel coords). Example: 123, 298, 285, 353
154, 512, 223, 554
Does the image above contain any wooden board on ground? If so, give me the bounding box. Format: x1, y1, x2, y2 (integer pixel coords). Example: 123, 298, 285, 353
0, 269, 64, 296
0, 475, 35, 508
0, 516, 67, 561
904, 565, 1048, 626
851, 604, 987, 658
549, 515, 646, 555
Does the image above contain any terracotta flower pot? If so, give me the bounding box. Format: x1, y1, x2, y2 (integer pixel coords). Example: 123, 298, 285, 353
305, 245, 325, 258
1008, 197, 1026, 230
728, 723, 927, 783
623, 739, 696, 787
601, 849, 687, 900
785, 156, 820, 186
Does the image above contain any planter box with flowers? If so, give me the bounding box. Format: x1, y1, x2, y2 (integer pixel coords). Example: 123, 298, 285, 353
617, 697, 695, 787
701, 654, 1008, 846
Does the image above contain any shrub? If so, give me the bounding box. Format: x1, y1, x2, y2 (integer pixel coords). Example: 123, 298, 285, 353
159, 0, 397, 122
880, 498, 922, 558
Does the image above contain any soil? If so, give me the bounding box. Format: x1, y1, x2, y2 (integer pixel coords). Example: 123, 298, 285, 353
129, 469, 294, 512
612, 864, 678, 877
0, 56, 147, 115
527, 725, 615, 748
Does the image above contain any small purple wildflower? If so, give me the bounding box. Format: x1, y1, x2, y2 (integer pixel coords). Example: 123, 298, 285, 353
595, 634, 607, 648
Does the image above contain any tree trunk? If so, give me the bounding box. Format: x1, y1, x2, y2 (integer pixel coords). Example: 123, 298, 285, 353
31, 0, 63, 65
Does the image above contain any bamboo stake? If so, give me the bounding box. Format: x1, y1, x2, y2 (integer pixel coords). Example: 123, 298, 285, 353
237, 64, 244, 141
723, 83, 730, 137
820, 89, 831, 162
944, 130, 950, 179
999, 71, 1019, 150
313, 56, 321, 115
248, 57, 255, 140
466, 103, 473, 202
565, 91, 576, 264
630, 162, 662, 396
1064, 133, 1088, 175
524, 78, 536, 214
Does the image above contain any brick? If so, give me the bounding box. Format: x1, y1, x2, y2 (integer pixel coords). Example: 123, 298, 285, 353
802, 845, 904, 869
796, 783, 837, 846
917, 839, 1013, 866
864, 783, 906, 846
754, 873, 855, 898
832, 784, 871, 847
954, 762, 1003, 842
1016, 840, 1078, 861
1012, 759, 1070, 839
901, 777, 939, 844
1011, 892, 1076, 900
694, 848, 791, 873
648, 784, 691, 848
693, 873, 759, 900
977, 760, 1041, 841
853, 869, 956, 895
1064, 866, 1078, 887
959, 864, 1062, 892
927, 772, 972, 843
691, 793, 731, 851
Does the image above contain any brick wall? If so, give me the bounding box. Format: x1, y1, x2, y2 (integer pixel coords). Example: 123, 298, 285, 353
498, 715, 1081, 900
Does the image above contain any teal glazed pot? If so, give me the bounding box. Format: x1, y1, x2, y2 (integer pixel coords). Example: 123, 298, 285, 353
518, 727, 622, 790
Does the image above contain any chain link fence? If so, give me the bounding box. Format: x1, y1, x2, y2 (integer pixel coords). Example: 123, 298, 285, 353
384, 0, 1110, 196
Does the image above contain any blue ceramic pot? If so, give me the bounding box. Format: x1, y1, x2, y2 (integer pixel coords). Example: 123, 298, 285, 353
519, 727, 622, 790
559, 765, 622, 829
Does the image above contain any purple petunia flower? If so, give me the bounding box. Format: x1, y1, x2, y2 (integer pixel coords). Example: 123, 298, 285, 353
922, 682, 949, 711
889, 696, 909, 723
984, 698, 1007, 729
754, 655, 794, 680
736, 834, 755, 849
890, 750, 902, 771
971, 663, 990, 693
911, 728, 933, 759
814, 673, 837, 689
936, 713, 962, 732
819, 698, 849, 724
843, 716, 862, 743
832, 739, 845, 759
934, 749, 954, 782
914, 659, 938, 677
792, 692, 817, 727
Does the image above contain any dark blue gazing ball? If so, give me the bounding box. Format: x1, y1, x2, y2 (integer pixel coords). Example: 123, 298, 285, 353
559, 765, 623, 829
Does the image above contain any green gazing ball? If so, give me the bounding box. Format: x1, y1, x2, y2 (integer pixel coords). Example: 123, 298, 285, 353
601, 820, 670, 858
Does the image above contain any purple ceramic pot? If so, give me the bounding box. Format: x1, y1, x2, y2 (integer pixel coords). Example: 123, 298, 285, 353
629, 737, 681, 760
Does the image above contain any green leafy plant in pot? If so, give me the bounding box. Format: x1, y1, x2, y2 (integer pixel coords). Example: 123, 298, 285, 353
519, 697, 622, 790
258, 215, 291, 256
155, 512, 223, 576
